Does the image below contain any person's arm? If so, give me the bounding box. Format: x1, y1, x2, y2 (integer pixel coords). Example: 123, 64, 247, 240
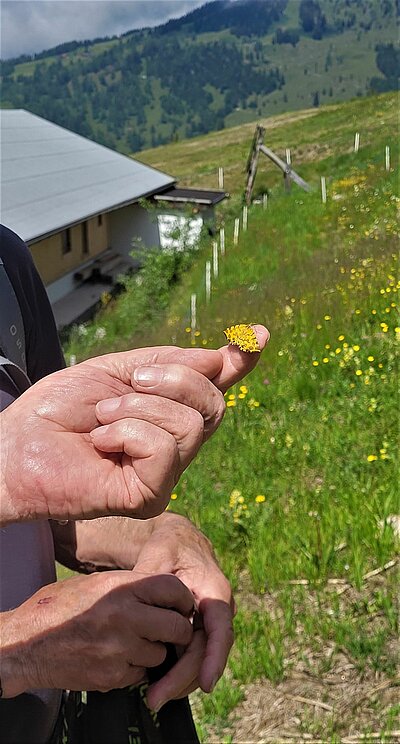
51, 512, 234, 711
0, 570, 194, 698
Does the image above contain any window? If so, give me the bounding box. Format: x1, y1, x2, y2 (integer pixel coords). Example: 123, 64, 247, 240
62, 228, 71, 255
97, 214, 103, 227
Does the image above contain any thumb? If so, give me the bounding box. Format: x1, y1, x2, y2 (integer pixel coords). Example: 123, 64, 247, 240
212, 324, 270, 394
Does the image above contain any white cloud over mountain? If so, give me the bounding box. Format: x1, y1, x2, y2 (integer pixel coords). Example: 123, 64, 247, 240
1, 0, 208, 59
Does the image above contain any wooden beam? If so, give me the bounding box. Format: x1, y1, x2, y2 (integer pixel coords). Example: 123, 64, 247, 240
244, 125, 265, 205
259, 144, 312, 192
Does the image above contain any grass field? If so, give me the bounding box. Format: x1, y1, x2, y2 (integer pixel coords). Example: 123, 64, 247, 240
63, 93, 399, 741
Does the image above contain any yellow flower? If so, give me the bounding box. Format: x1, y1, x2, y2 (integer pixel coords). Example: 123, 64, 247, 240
324, 315, 331, 321
228, 394, 235, 400
285, 433, 293, 448
316, 324, 322, 330
185, 327, 191, 333
238, 393, 246, 399
312, 360, 319, 367
355, 369, 363, 376
223, 324, 260, 353
323, 357, 329, 363
194, 330, 201, 337
325, 344, 331, 350
343, 342, 349, 349
338, 335, 345, 341
355, 309, 361, 315
170, 493, 178, 500
371, 309, 377, 314
227, 400, 236, 407
353, 345, 360, 351
368, 356, 374, 362
255, 495, 266, 503
367, 455, 378, 462
239, 385, 248, 394
335, 348, 341, 354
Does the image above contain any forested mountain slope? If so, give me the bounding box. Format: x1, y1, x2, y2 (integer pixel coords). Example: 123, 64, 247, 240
1, 0, 398, 153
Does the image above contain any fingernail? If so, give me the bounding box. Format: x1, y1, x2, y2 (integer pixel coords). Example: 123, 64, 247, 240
133, 366, 163, 387
210, 675, 219, 692
90, 424, 109, 438
97, 398, 120, 414
152, 699, 166, 713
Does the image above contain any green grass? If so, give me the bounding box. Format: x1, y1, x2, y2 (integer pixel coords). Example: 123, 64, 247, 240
63, 92, 399, 739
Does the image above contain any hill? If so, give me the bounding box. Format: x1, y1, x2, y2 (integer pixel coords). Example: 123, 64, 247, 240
63, 92, 399, 738
1, 0, 398, 153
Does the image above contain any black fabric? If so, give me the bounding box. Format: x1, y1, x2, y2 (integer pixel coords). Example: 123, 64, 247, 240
54, 648, 200, 744
0, 225, 65, 381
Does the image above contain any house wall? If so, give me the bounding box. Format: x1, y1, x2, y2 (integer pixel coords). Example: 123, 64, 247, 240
30, 215, 108, 285
108, 203, 160, 258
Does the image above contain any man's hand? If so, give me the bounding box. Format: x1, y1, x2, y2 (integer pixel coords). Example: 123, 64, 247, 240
0, 571, 194, 698
131, 513, 234, 712
2, 326, 268, 524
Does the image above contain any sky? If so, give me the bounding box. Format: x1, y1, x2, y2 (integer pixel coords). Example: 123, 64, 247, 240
1, 0, 209, 59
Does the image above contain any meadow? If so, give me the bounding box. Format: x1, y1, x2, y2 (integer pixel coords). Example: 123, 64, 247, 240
64, 93, 399, 742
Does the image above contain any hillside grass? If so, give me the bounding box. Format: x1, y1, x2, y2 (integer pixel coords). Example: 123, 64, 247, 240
63, 93, 399, 740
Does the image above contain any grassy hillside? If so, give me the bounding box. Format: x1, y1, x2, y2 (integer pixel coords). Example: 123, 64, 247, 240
63, 93, 399, 741
1, 0, 398, 152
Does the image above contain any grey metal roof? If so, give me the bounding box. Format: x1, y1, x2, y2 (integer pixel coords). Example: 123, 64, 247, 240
0, 110, 175, 243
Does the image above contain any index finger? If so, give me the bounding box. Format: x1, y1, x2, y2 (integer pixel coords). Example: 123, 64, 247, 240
197, 596, 234, 693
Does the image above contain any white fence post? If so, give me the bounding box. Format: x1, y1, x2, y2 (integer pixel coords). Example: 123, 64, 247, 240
385, 145, 390, 172
218, 167, 224, 189
285, 148, 291, 165
205, 261, 211, 303
233, 217, 240, 246
212, 241, 219, 278
242, 205, 248, 231
354, 132, 360, 153
263, 193, 268, 210
321, 176, 327, 204
191, 293, 197, 336
220, 227, 225, 256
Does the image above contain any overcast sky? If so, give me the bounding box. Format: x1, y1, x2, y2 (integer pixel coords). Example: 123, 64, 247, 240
1, 0, 209, 59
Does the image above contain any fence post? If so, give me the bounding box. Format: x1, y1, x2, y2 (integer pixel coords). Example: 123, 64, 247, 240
242, 206, 248, 231
385, 146, 390, 172
213, 241, 219, 278
220, 227, 225, 256
321, 176, 327, 204
218, 167, 224, 189
263, 193, 268, 210
191, 293, 197, 339
205, 261, 211, 303
354, 132, 360, 153
234, 217, 240, 245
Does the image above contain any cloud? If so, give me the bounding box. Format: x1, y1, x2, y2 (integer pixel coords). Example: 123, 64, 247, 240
1, 0, 208, 59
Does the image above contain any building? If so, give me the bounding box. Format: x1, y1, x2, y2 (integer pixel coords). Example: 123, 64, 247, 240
1, 110, 226, 328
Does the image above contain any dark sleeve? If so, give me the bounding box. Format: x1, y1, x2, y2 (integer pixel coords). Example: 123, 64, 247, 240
0, 225, 65, 383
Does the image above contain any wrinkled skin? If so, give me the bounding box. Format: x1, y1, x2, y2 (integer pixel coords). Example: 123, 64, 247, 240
2, 327, 269, 524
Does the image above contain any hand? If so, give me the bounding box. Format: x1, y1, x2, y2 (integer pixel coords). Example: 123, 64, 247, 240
2, 327, 269, 524
131, 514, 234, 711
0, 571, 194, 698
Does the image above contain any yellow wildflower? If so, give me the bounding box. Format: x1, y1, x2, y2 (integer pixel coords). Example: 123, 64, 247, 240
239, 385, 248, 394
255, 495, 266, 503
367, 455, 378, 462
227, 400, 236, 407
170, 493, 178, 500
355, 369, 363, 376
